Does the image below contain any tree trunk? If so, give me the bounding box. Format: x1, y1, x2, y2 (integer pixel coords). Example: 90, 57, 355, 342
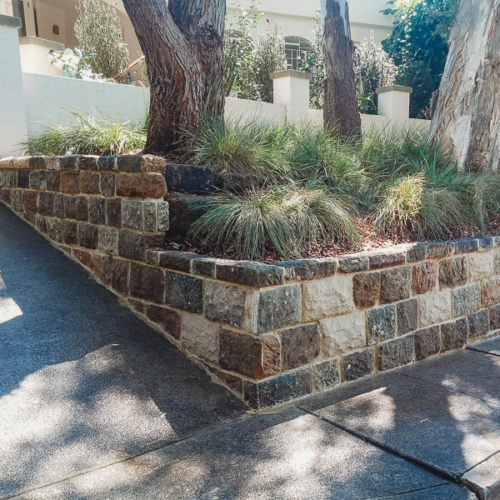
321, 0, 361, 138
429, 0, 500, 172
122, 0, 225, 154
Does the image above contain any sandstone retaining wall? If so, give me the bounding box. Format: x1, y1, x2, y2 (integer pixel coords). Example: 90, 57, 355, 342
1, 155, 500, 409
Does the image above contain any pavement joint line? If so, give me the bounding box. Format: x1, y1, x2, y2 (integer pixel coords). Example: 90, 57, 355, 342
467, 345, 500, 358
358, 483, 477, 500
460, 449, 500, 478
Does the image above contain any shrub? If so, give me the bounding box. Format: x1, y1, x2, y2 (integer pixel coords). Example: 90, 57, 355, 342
24, 111, 146, 156
74, 0, 130, 82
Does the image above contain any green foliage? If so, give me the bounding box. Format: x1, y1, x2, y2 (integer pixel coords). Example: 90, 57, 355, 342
74, 0, 130, 82
24, 111, 146, 156
382, 0, 459, 118
302, 11, 324, 110
49, 48, 109, 81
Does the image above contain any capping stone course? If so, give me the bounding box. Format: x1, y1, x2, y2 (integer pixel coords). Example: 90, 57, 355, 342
2, 155, 500, 409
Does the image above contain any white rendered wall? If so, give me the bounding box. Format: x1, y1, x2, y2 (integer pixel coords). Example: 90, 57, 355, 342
19, 41, 63, 76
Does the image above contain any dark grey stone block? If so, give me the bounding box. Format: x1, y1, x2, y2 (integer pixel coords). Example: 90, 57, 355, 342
276, 258, 337, 282
29, 170, 46, 190
78, 156, 98, 170
369, 251, 406, 270
59, 155, 81, 170
100, 173, 115, 197
342, 348, 375, 382
441, 318, 469, 352
88, 197, 106, 225
414, 326, 441, 361
29, 156, 46, 169
164, 163, 217, 193
61, 220, 78, 245
397, 299, 418, 335
367, 305, 397, 344
46, 171, 60, 191
256, 285, 301, 333
78, 223, 98, 249
454, 238, 479, 254
440, 256, 468, 289
313, 359, 341, 392
18, 170, 29, 188
468, 309, 490, 338
111, 258, 130, 294
216, 261, 285, 288
191, 257, 217, 278
74, 195, 89, 221
98, 156, 117, 171
378, 335, 414, 372
380, 266, 411, 304
204, 281, 247, 327
129, 263, 165, 303
38, 191, 55, 216
426, 241, 454, 259
281, 324, 321, 370
165, 271, 203, 313
491, 305, 500, 331
407, 244, 426, 263
106, 198, 122, 227
338, 255, 369, 273
117, 155, 142, 172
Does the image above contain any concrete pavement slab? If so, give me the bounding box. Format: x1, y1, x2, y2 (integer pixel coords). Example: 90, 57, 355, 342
463, 452, 500, 500
373, 484, 477, 499
469, 337, 500, 357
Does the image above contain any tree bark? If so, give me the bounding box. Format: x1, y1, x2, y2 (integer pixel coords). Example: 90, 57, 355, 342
429, 0, 500, 172
321, 0, 361, 138
122, 0, 225, 154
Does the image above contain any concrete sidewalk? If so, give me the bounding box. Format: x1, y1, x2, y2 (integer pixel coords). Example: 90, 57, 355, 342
1, 202, 500, 499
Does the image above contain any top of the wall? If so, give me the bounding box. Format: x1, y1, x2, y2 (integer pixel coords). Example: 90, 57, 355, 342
0, 15, 22, 28
271, 70, 312, 81
377, 85, 413, 95
19, 36, 65, 52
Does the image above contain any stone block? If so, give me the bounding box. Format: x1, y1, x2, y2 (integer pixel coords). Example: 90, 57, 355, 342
90, 253, 112, 285
116, 173, 167, 199
282, 324, 321, 370
60, 172, 80, 193
29, 170, 46, 190
204, 280, 247, 327
494, 250, 500, 275
276, 258, 337, 282
35, 214, 46, 232
378, 335, 414, 371
253, 285, 301, 333
98, 156, 117, 171
61, 220, 78, 245
74, 196, 89, 221
78, 156, 98, 170
455, 238, 479, 254
469, 251, 495, 282
164, 163, 217, 193
145, 304, 181, 339
44, 157, 60, 170
414, 326, 441, 361
22, 190, 38, 215
426, 242, 454, 259
397, 299, 418, 335
63, 195, 77, 219
10, 190, 23, 212
478, 237, 494, 251
165, 271, 203, 313
441, 318, 468, 352
129, 262, 165, 303
341, 348, 375, 382
481, 278, 500, 308
380, 266, 411, 304
144, 201, 157, 231
338, 255, 369, 273
452, 284, 481, 318
181, 313, 221, 364
38, 192, 55, 216
122, 200, 144, 230
369, 251, 406, 270
0, 188, 10, 205
111, 258, 130, 294
3, 170, 18, 187
18, 170, 29, 188
97, 226, 119, 254
106, 198, 122, 227
407, 244, 426, 263
468, 310, 489, 338
79, 171, 100, 194
219, 330, 280, 379
118, 230, 146, 260
367, 305, 397, 344
78, 223, 98, 249
158, 201, 169, 231
100, 173, 115, 197
313, 359, 341, 392
419, 290, 451, 327
192, 257, 217, 278
29, 156, 46, 169
45, 218, 62, 243
88, 197, 106, 225
155, 250, 199, 272
73, 248, 92, 267
46, 171, 60, 191
166, 192, 208, 237
412, 261, 438, 295
302, 275, 354, 321
216, 261, 285, 288
439, 256, 468, 289
320, 311, 366, 357
491, 305, 500, 331
54, 194, 65, 218
353, 272, 381, 309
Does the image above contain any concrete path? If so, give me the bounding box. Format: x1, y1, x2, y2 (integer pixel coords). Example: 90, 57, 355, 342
1, 202, 499, 499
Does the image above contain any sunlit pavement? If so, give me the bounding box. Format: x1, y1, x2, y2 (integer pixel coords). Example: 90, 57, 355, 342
1, 202, 498, 500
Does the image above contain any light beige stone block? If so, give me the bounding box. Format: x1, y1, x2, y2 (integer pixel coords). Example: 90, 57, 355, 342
302, 274, 355, 321
180, 312, 220, 364
320, 311, 366, 357
419, 290, 451, 328
469, 251, 494, 282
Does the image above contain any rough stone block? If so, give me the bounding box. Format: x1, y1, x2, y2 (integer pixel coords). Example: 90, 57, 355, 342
419, 290, 451, 328
490, 305, 500, 331
29, 170, 46, 190
100, 173, 115, 197
165, 271, 203, 313
320, 311, 366, 357
18, 170, 29, 188
44, 157, 60, 170
144, 201, 157, 231
61, 220, 78, 245
35, 214, 46, 233
253, 285, 301, 333
478, 237, 494, 251
166, 192, 208, 237
129, 263, 165, 303
282, 324, 321, 370
111, 258, 130, 294
455, 238, 479, 254
302, 275, 354, 321
118, 230, 146, 260
439, 256, 468, 289
3, 170, 18, 187
369, 251, 406, 270
452, 284, 481, 318
54, 194, 65, 218
219, 330, 280, 379
216, 261, 285, 288
106, 198, 122, 227
342, 348, 375, 382
367, 305, 397, 344
90, 253, 112, 285
414, 326, 441, 361
46, 171, 60, 191
313, 359, 341, 392
88, 197, 106, 225
80, 171, 100, 194
397, 299, 418, 335
145, 304, 181, 339
441, 318, 468, 351
45, 218, 61, 242
164, 163, 217, 193
78, 223, 98, 249
10, 189, 23, 212
412, 261, 438, 295
73, 248, 92, 267
469, 251, 495, 282
468, 309, 490, 338
353, 272, 381, 309
29, 156, 46, 169
481, 278, 500, 308
276, 258, 337, 282
97, 226, 119, 254
63, 195, 77, 220
116, 173, 167, 199
22, 190, 38, 215
180, 313, 220, 363
204, 280, 247, 327
38, 192, 55, 216
378, 335, 414, 372
154, 250, 198, 272
407, 244, 426, 263
380, 266, 411, 304
0, 188, 11, 205
78, 156, 98, 170
426, 242, 454, 259
60, 172, 80, 194
494, 250, 500, 275
122, 200, 144, 230
98, 156, 117, 171
74, 196, 89, 221
158, 201, 169, 231
191, 257, 217, 278
338, 255, 369, 273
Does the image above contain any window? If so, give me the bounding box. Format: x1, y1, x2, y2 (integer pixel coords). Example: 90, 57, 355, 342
284, 36, 313, 71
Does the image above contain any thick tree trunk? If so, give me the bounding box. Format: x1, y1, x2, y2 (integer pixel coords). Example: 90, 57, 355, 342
122, 0, 225, 154
429, 0, 500, 172
321, 0, 361, 138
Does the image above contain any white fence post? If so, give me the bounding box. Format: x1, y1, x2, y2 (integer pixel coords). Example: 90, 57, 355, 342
0, 15, 28, 157
271, 70, 311, 123
376, 85, 413, 121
